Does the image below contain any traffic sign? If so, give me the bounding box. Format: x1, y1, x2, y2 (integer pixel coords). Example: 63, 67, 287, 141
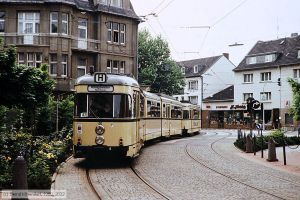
94, 73, 107, 83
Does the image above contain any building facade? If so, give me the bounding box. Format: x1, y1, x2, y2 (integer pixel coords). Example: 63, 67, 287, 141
233, 34, 300, 130
173, 54, 236, 106
0, 0, 140, 92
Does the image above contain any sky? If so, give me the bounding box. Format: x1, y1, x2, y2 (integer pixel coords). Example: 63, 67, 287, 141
130, 0, 300, 65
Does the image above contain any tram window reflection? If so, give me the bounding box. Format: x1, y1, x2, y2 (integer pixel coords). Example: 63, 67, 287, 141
75, 93, 88, 117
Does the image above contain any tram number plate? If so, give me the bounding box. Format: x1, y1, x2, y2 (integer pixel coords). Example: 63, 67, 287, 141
94, 73, 107, 83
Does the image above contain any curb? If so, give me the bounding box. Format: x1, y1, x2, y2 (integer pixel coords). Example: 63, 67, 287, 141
51, 155, 73, 189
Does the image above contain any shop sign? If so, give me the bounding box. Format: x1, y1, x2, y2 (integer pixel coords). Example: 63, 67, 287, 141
230, 105, 246, 110
216, 106, 228, 109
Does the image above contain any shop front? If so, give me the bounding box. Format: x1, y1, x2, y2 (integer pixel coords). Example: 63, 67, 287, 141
202, 103, 273, 129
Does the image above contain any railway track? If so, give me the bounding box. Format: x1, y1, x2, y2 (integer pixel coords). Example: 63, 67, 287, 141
211, 131, 300, 187
86, 169, 103, 200
130, 164, 172, 200
185, 132, 287, 200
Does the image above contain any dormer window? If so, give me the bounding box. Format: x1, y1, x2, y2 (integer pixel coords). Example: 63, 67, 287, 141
246, 53, 277, 65
194, 65, 198, 73
100, 0, 122, 8
181, 67, 185, 74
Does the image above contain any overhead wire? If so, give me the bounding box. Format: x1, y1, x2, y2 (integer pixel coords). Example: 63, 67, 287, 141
156, 0, 176, 15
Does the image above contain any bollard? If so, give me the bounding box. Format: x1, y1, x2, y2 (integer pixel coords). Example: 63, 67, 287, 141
237, 129, 242, 140
12, 156, 28, 200
246, 134, 253, 153
298, 127, 300, 137
267, 138, 278, 162
253, 134, 256, 156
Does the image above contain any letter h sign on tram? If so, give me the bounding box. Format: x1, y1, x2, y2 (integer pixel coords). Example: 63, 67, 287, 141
94, 73, 107, 83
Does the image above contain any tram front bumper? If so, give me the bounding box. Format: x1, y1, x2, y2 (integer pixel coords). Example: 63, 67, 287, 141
73, 145, 129, 158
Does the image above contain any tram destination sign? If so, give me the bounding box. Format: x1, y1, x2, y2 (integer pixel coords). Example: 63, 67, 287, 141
88, 85, 114, 92
94, 73, 107, 83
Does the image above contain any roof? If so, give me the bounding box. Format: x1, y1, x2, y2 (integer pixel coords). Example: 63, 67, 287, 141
234, 35, 300, 72
0, 0, 140, 20
177, 56, 222, 78
203, 85, 234, 102
76, 73, 139, 87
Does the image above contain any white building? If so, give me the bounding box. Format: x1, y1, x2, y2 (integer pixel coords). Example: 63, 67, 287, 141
174, 54, 235, 106
233, 34, 300, 129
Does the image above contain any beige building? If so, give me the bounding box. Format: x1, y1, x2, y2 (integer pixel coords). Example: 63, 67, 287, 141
0, 0, 140, 92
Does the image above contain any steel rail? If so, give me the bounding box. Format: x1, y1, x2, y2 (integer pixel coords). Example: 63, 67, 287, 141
185, 133, 287, 200
86, 169, 103, 200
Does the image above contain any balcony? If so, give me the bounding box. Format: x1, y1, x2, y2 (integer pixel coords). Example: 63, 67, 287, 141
1, 33, 100, 52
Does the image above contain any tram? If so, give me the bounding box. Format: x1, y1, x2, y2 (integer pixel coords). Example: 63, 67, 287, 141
73, 73, 201, 158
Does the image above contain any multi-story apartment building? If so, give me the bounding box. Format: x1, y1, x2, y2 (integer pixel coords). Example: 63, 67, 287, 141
0, 0, 139, 92
233, 34, 300, 130
174, 54, 235, 106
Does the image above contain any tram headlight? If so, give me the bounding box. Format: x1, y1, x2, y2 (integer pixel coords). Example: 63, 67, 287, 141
95, 135, 105, 145
95, 125, 105, 135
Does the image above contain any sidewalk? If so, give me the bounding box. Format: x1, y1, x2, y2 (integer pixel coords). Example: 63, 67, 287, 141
239, 131, 300, 176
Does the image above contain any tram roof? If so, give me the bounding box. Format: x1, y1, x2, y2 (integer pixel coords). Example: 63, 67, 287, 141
75, 74, 139, 87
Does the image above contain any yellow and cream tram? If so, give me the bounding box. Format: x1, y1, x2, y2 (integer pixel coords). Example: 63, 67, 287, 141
73, 73, 201, 158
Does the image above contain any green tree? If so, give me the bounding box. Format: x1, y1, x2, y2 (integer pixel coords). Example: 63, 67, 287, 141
0, 44, 54, 133
138, 30, 185, 95
288, 78, 300, 120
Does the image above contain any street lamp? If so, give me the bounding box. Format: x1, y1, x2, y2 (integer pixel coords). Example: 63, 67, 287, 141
139, 12, 158, 21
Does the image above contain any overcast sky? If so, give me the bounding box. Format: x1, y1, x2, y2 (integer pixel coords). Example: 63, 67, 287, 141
130, 0, 300, 65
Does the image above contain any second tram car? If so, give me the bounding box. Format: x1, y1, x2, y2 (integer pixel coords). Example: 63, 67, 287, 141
73, 73, 201, 158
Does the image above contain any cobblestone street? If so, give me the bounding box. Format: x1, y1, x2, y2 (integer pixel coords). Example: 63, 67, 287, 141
52, 130, 300, 200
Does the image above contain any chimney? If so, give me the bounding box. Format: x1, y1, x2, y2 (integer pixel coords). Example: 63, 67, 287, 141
223, 53, 229, 60
291, 33, 298, 37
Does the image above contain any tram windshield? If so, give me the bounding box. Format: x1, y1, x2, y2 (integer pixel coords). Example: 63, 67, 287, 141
75, 93, 132, 118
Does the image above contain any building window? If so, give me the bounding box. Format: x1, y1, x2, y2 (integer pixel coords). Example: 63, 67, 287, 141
27, 53, 34, 67
120, 61, 125, 74
35, 53, 42, 68
107, 60, 112, 73
62, 13, 68, 35
113, 60, 119, 73
49, 54, 58, 76
193, 65, 198, 73
260, 92, 271, 101
243, 74, 253, 83
189, 96, 198, 104
181, 67, 185, 74
246, 54, 276, 65
247, 56, 257, 64
62, 54, 68, 77
243, 93, 253, 102
18, 12, 40, 34
18, 53, 25, 65
0, 12, 5, 33
261, 72, 271, 82
78, 18, 87, 49
107, 22, 126, 44
188, 80, 198, 90
298, 50, 300, 59
50, 12, 58, 34
120, 24, 125, 44
294, 69, 300, 78
107, 59, 125, 74
77, 58, 86, 78
100, 0, 122, 8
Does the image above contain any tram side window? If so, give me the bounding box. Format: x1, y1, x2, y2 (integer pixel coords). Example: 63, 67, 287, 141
171, 106, 182, 119
162, 104, 166, 118
147, 101, 160, 118
140, 94, 145, 118
183, 110, 189, 119
193, 109, 200, 119
75, 93, 88, 117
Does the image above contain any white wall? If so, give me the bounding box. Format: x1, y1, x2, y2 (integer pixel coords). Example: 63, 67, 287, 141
234, 65, 299, 111
174, 55, 236, 107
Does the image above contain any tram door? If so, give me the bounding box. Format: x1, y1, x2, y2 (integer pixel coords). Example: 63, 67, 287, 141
134, 91, 141, 151
165, 104, 171, 136
139, 93, 146, 145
